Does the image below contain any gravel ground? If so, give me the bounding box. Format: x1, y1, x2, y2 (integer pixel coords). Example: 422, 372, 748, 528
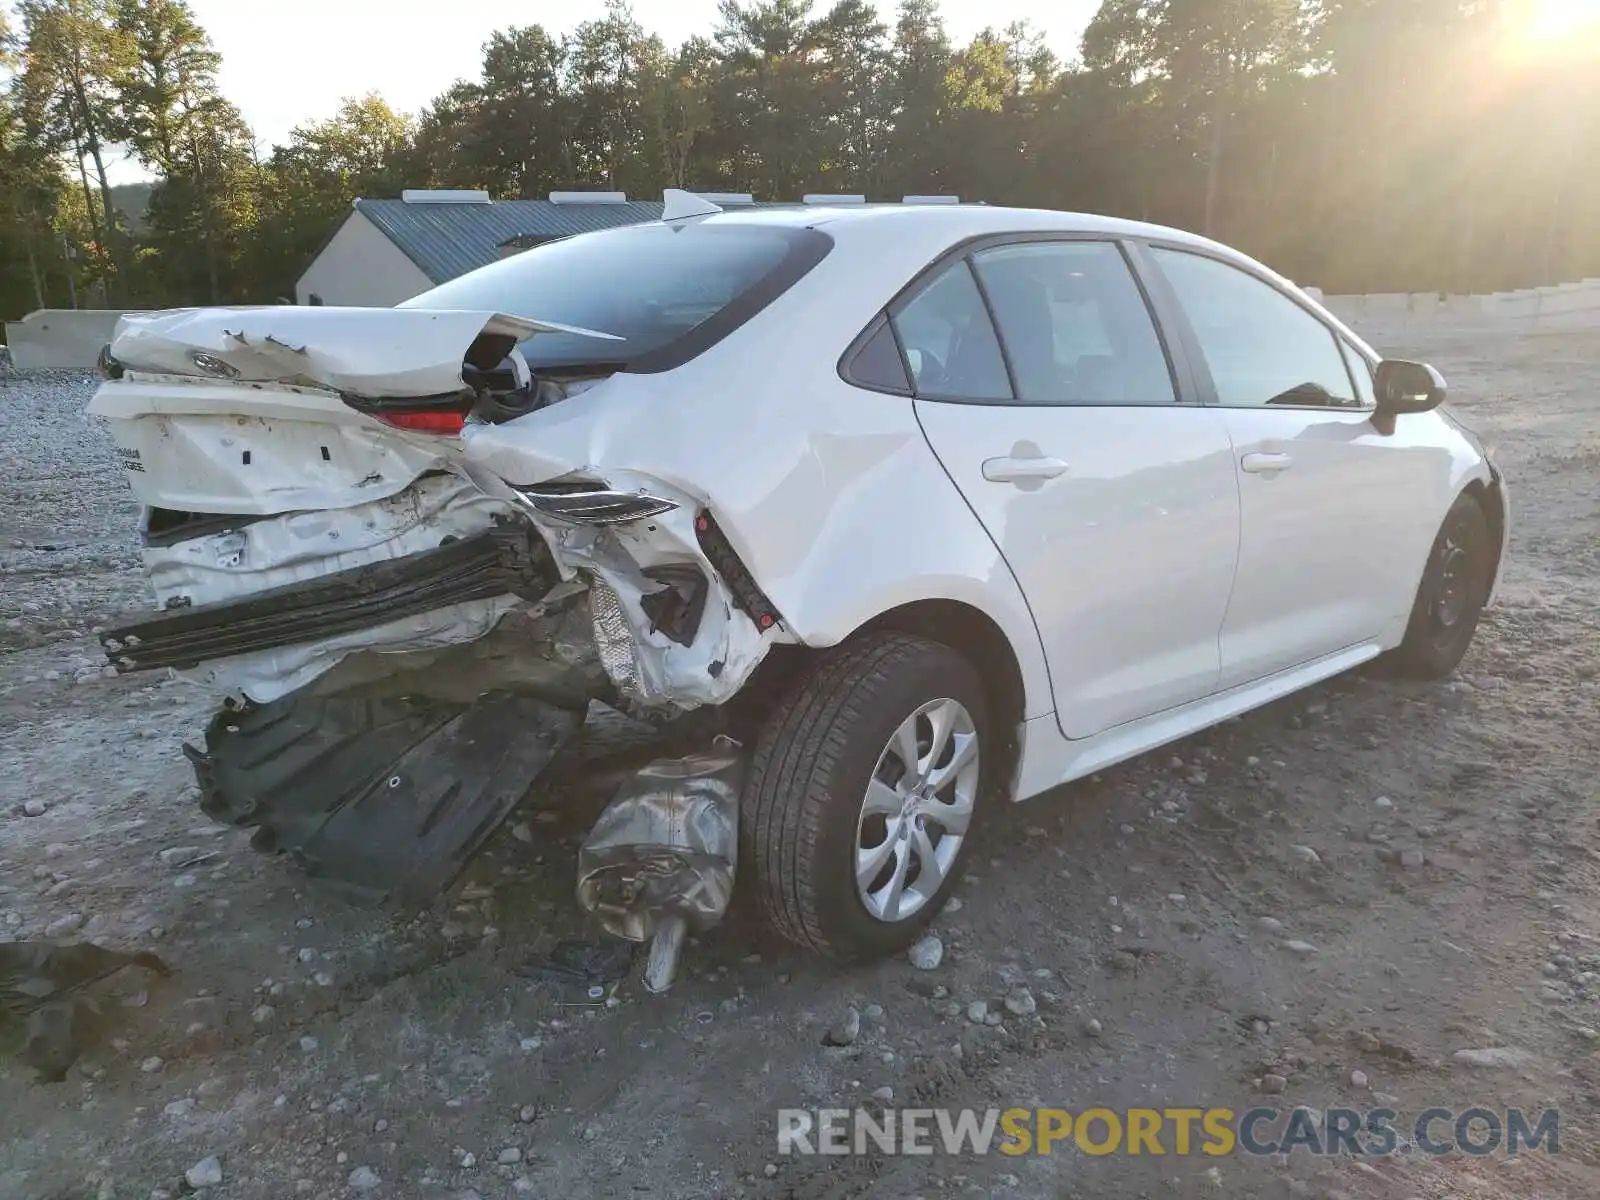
3, 326, 1600, 1200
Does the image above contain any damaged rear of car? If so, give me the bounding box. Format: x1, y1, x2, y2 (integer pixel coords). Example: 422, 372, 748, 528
91, 219, 834, 926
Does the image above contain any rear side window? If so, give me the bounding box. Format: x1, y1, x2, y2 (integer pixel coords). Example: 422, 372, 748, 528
890, 261, 1011, 401
971, 241, 1175, 405
400, 223, 832, 373
843, 319, 912, 393
1150, 248, 1359, 409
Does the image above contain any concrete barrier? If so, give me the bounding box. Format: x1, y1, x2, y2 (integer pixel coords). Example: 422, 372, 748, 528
1322, 277, 1600, 332
3, 309, 143, 370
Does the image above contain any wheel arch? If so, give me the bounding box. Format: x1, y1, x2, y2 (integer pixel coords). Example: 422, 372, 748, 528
1463, 473, 1508, 603
729, 598, 1031, 807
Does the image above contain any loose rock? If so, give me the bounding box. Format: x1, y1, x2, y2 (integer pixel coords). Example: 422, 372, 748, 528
1289, 845, 1322, 866
185, 1157, 223, 1189
1259, 1074, 1287, 1094
1452, 1047, 1532, 1069
348, 1166, 381, 1190
908, 934, 944, 970
23, 799, 48, 817
824, 1006, 861, 1047
43, 913, 83, 938
1003, 987, 1036, 1017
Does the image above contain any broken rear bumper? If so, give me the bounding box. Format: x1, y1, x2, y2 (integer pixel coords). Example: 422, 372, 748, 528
101, 522, 557, 674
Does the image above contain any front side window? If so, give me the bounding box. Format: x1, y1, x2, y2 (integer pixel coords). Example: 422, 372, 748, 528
890, 260, 1012, 401
970, 241, 1176, 405
1340, 339, 1376, 407
1151, 248, 1360, 409
401, 222, 832, 372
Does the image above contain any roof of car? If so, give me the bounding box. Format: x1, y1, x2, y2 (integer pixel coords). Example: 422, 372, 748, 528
693, 202, 1224, 249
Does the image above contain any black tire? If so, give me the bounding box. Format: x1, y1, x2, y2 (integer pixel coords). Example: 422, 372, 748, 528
1387, 491, 1492, 680
741, 632, 991, 960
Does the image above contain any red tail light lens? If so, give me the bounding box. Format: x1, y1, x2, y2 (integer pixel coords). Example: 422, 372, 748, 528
375, 410, 466, 434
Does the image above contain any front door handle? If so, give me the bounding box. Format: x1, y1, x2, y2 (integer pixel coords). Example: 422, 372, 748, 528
982, 455, 1070, 484
1241, 451, 1294, 475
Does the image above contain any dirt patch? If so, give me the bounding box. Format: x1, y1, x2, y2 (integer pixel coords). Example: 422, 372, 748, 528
4, 329, 1600, 1199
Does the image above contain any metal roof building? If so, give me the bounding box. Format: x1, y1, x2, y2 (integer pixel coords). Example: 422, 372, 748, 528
293, 190, 674, 307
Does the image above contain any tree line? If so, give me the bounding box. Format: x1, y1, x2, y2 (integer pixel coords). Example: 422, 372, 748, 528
2, 0, 1597, 321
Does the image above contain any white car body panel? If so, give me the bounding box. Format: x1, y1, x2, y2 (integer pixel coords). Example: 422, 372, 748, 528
87, 203, 1509, 800
88, 377, 453, 514
1214, 405, 1478, 688
1015, 640, 1385, 800
460, 350, 1056, 721
916, 402, 1240, 739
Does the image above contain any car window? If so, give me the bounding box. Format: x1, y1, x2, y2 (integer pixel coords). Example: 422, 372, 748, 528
400, 223, 832, 372
1150, 248, 1360, 409
891, 260, 1012, 401
843, 319, 912, 393
1340, 339, 1376, 407
970, 241, 1176, 405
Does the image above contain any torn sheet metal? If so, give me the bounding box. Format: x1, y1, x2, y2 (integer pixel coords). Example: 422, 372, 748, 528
187, 686, 585, 902
462, 459, 780, 712
576, 737, 744, 992
126, 475, 529, 703
108, 520, 560, 706
109, 306, 618, 399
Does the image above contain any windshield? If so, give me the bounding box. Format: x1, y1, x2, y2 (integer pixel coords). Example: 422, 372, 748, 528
399, 221, 832, 372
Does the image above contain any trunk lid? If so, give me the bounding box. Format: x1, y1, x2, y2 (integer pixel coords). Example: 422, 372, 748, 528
88, 306, 619, 516
105, 305, 617, 397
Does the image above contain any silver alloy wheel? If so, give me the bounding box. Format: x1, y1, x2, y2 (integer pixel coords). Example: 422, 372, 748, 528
854, 697, 980, 922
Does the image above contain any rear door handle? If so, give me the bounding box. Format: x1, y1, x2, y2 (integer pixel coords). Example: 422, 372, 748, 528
1240, 451, 1293, 475
982, 455, 1070, 484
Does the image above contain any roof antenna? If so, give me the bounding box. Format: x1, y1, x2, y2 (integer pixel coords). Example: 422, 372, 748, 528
661, 188, 724, 222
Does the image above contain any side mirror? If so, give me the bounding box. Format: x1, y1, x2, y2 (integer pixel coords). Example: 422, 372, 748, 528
1374, 359, 1447, 416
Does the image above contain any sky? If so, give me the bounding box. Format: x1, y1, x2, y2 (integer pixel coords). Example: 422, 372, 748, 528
104, 0, 1100, 183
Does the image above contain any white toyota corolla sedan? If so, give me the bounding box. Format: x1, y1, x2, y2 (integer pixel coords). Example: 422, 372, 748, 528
90, 194, 1508, 962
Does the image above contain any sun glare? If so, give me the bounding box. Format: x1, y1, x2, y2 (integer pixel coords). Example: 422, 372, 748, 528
1525, 0, 1600, 41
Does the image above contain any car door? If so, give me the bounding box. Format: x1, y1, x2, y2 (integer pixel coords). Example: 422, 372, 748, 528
1142, 245, 1442, 689
896, 237, 1240, 741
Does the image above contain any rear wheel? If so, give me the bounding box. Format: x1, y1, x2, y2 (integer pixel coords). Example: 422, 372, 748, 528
741, 632, 989, 959
1388, 492, 1492, 679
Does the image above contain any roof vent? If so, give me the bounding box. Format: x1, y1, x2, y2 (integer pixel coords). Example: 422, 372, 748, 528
548, 190, 628, 204
401, 189, 491, 204
902, 195, 960, 205
802, 193, 866, 205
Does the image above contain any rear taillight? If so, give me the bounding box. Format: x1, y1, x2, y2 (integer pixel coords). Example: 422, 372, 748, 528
374, 409, 467, 435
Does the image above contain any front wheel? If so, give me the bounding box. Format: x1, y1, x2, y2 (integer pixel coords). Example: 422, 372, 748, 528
1387, 492, 1492, 679
740, 633, 990, 959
